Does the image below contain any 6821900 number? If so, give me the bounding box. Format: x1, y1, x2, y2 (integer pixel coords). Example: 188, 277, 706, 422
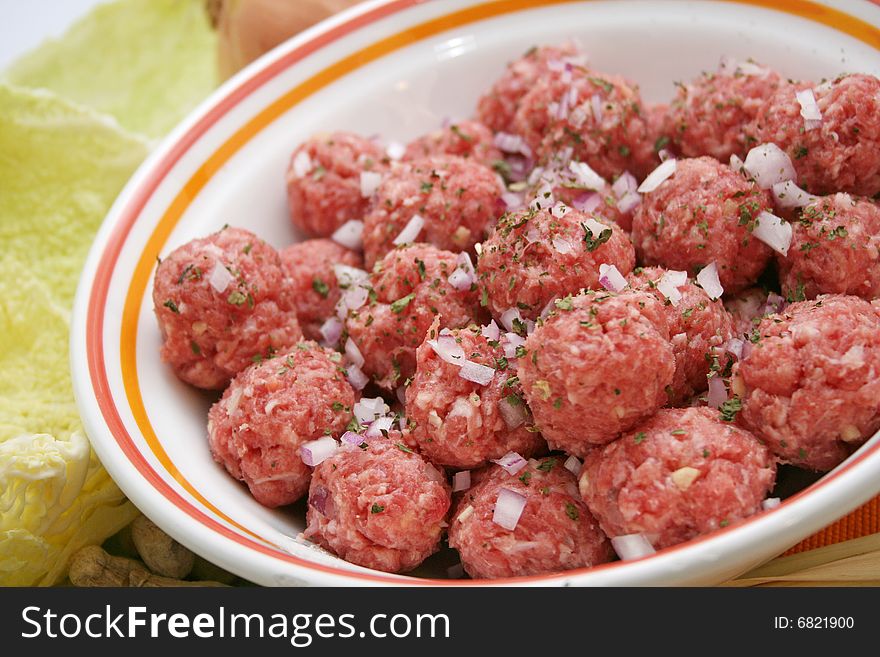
797, 617, 854, 629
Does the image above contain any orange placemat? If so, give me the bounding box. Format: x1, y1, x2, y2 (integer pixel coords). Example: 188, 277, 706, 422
785, 496, 880, 555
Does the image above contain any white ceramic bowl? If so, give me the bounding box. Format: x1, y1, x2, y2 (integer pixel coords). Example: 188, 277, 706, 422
72, 0, 880, 586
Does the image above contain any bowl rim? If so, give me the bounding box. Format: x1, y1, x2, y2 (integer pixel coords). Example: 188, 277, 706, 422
72, 0, 880, 586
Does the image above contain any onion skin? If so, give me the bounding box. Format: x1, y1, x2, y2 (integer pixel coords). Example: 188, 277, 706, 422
212, 0, 362, 79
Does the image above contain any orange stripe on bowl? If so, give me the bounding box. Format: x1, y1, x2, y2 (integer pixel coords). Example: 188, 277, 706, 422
88, 0, 880, 584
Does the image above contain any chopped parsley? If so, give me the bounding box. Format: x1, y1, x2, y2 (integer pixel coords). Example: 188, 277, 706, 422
719, 396, 742, 423
390, 293, 416, 314
395, 443, 413, 454
163, 299, 180, 314
536, 459, 555, 472
227, 290, 247, 306
370, 503, 385, 514
565, 502, 579, 521
450, 124, 473, 141
634, 432, 647, 445
312, 278, 330, 298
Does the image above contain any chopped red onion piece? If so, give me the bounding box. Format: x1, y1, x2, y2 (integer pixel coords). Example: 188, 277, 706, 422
762, 497, 781, 511
657, 270, 687, 306
208, 262, 235, 293
753, 210, 792, 256
459, 359, 495, 385
581, 217, 609, 238
729, 153, 745, 171
611, 171, 638, 198
590, 93, 603, 122
550, 202, 572, 219
529, 182, 555, 211
657, 149, 673, 162
492, 451, 528, 476
344, 337, 364, 368
319, 317, 343, 346
772, 180, 818, 208
696, 261, 724, 300
309, 484, 330, 515
341, 431, 364, 445
743, 143, 796, 189
337, 283, 369, 318
538, 299, 556, 321
502, 191, 524, 210
291, 151, 312, 178
393, 213, 424, 245
428, 335, 466, 366
300, 436, 338, 467
494, 132, 532, 157
365, 415, 394, 438
525, 227, 542, 244
725, 337, 744, 360
796, 88, 822, 130
765, 292, 787, 314
571, 191, 601, 213
616, 191, 641, 214
500, 308, 522, 332
563, 455, 582, 475
638, 158, 676, 193
611, 533, 656, 560
493, 487, 527, 531
481, 320, 501, 342
546, 58, 565, 72
598, 263, 628, 293
385, 141, 405, 160
552, 236, 574, 254
354, 397, 390, 425
502, 332, 526, 358
447, 268, 473, 291
331, 219, 364, 250
360, 171, 382, 198
498, 396, 528, 428
568, 160, 607, 190
452, 470, 471, 492
707, 375, 728, 409
345, 364, 369, 391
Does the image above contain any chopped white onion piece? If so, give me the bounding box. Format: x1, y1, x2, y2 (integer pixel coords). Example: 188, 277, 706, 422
481, 320, 501, 342
492, 451, 528, 476
360, 171, 383, 198
291, 151, 312, 178
208, 263, 235, 293
707, 375, 728, 409
590, 93, 604, 122
725, 337, 744, 360
753, 211, 793, 256
300, 436, 338, 467
331, 220, 364, 250
447, 268, 473, 291
611, 533, 656, 561
796, 88, 822, 130
581, 216, 609, 239
459, 359, 495, 385
729, 153, 745, 171
696, 262, 724, 300
616, 191, 641, 214
353, 397, 389, 425
385, 141, 405, 160
502, 332, 526, 358
393, 214, 425, 245
494, 132, 532, 157
563, 455, 582, 475
771, 180, 819, 209
502, 191, 524, 210
611, 171, 638, 198
344, 337, 365, 368
638, 158, 677, 193
493, 488, 527, 531
319, 317, 343, 346
452, 471, 471, 492
333, 263, 369, 287
762, 497, 781, 511
500, 308, 523, 332
657, 269, 688, 306
337, 284, 369, 318
568, 160, 607, 190
428, 335, 466, 366
598, 263, 628, 293
550, 202, 572, 219
743, 143, 797, 189
498, 396, 528, 428
552, 236, 574, 254
341, 431, 363, 445
365, 415, 394, 438
571, 191, 601, 213
657, 149, 673, 162
345, 364, 369, 391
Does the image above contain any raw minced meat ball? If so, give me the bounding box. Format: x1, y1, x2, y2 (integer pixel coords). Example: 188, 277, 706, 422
646, 102, 674, 159
732, 294, 880, 471
448, 457, 612, 579
361, 155, 504, 269
669, 59, 786, 161
518, 289, 675, 456
631, 156, 774, 293
476, 43, 585, 134
753, 74, 880, 196
627, 266, 735, 404
286, 131, 386, 237
403, 120, 502, 169
405, 321, 545, 469
579, 407, 776, 550
345, 243, 484, 390
513, 67, 657, 180
280, 238, 363, 342
477, 205, 635, 321
207, 342, 355, 507
778, 193, 880, 301
304, 435, 451, 573
153, 227, 302, 390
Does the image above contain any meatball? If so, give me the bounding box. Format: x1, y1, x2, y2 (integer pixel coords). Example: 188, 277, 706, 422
646, 102, 674, 158
513, 67, 657, 180
753, 74, 880, 196
153, 227, 302, 390
476, 43, 584, 134
403, 120, 502, 169
477, 205, 635, 321
733, 294, 880, 470
579, 407, 776, 550
361, 155, 503, 269
280, 239, 363, 341
778, 193, 880, 301
207, 342, 355, 507
518, 289, 675, 456
345, 244, 484, 390
286, 131, 386, 237
631, 156, 774, 293
405, 322, 545, 468
304, 436, 451, 573
669, 59, 785, 161
448, 457, 612, 579
628, 266, 735, 404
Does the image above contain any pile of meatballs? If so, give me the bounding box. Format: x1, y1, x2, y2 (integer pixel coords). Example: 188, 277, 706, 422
152, 42, 880, 579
